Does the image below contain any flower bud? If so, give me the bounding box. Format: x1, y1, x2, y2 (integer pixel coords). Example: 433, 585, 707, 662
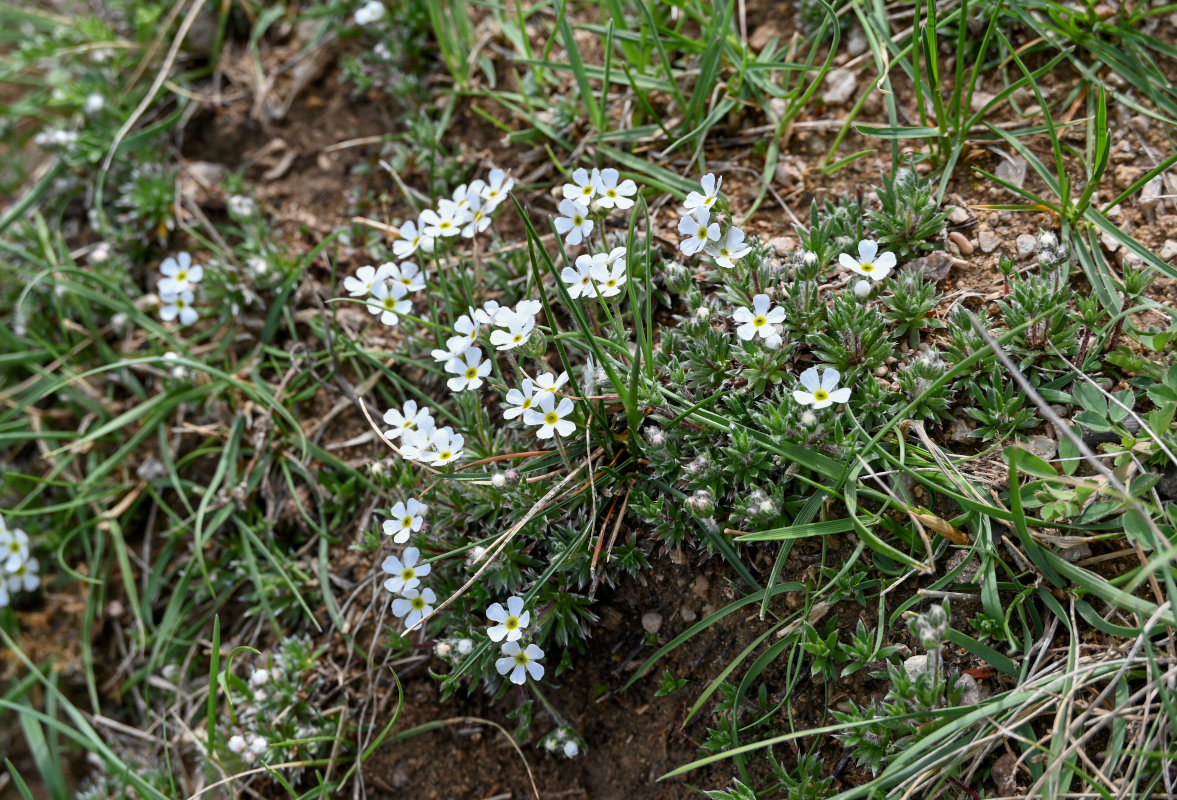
853, 279, 872, 298
686, 489, 715, 518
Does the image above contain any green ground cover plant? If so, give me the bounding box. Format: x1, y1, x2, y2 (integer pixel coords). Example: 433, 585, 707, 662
1, 0, 1176, 797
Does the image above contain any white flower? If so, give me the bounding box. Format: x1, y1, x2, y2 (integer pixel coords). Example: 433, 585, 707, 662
839, 239, 896, 282
84, 92, 105, 115
382, 546, 431, 593
461, 199, 492, 239
496, 641, 545, 684
853, 279, 872, 298
430, 315, 477, 363
343, 262, 395, 297
561, 253, 602, 299
481, 168, 514, 211
490, 311, 536, 351
474, 301, 503, 327
416, 427, 464, 465
227, 734, 247, 754
533, 371, 568, 395
592, 168, 637, 210
159, 252, 203, 296
250, 668, 269, 687
733, 293, 785, 342
561, 167, 597, 203
6, 557, 39, 593
387, 261, 426, 293
589, 259, 627, 298
677, 207, 720, 256
383, 399, 435, 441
247, 735, 267, 756
445, 346, 492, 392
512, 299, 543, 319
383, 498, 427, 543
523, 392, 576, 439
457, 637, 473, 654
366, 281, 411, 326
486, 595, 530, 642
420, 199, 468, 238
563, 740, 579, 758
392, 586, 436, 630
684, 172, 722, 211
354, 0, 385, 25
0, 527, 29, 572
705, 226, 752, 268
554, 199, 592, 246
393, 219, 434, 259
606, 245, 627, 265
792, 367, 852, 409
399, 427, 435, 460
503, 379, 536, 420
160, 291, 198, 326
227, 195, 257, 218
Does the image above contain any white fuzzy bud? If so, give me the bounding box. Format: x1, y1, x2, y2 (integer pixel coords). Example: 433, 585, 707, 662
563, 740, 579, 757
853, 280, 872, 298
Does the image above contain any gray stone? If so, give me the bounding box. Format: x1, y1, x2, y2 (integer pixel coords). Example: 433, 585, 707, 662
970, 92, 996, 114
846, 26, 868, 57
1016, 233, 1038, 259
903, 654, 930, 681
822, 68, 858, 106
1024, 434, 1058, 460
947, 205, 970, 224
641, 612, 663, 634
994, 155, 1027, 189
956, 673, 982, 706
1160, 239, 1177, 261
978, 230, 1001, 253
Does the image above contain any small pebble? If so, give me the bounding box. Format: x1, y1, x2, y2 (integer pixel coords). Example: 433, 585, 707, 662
679, 608, 697, 623
821, 68, 858, 106
947, 205, 970, 224
948, 231, 975, 255
1016, 233, 1038, 258
1160, 239, 1177, 260
873, 365, 889, 377
692, 575, 709, 597
978, 230, 1000, 253
641, 612, 663, 634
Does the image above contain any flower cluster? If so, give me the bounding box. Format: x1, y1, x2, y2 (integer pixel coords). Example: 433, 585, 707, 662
158, 252, 204, 326
487, 595, 544, 684
502, 370, 575, 440
675, 173, 752, 269
554, 167, 637, 247
382, 398, 465, 466
0, 515, 39, 608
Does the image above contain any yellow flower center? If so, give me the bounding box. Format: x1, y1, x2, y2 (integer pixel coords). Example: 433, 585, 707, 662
581, 185, 593, 196
402, 518, 412, 528
439, 450, 452, 460
513, 334, 523, 343
402, 568, 415, 580
439, 221, 452, 230
465, 367, 478, 379
814, 390, 829, 402
177, 270, 187, 281
505, 617, 518, 630
514, 653, 529, 665
753, 316, 767, 327
544, 412, 559, 425
607, 189, 617, 198
860, 262, 874, 273
383, 297, 398, 310
573, 215, 584, 225
522, 398, 532, 410
606, 279, 617, 288
411, 597, 426, 610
